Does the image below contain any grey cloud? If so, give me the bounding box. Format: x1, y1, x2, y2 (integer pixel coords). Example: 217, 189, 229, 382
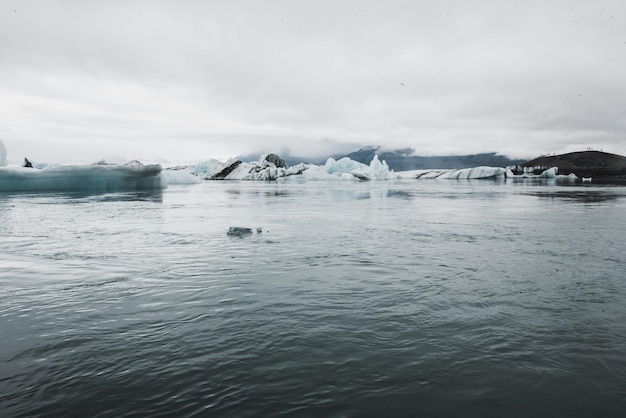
1, 0, 626, 164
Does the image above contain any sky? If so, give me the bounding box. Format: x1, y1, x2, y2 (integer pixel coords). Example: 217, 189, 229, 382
1, 0, 626, 165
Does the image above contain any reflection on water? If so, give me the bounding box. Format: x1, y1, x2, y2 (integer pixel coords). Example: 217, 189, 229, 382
386, 189, 413, 200
0, 189, 163, 203
82, 190, 164, 203
524, 189, 623, 203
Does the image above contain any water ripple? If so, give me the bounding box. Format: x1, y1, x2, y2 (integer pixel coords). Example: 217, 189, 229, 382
2, 182, 626, 417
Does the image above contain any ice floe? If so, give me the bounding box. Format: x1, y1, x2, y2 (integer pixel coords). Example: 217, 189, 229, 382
0, 160, 164, 192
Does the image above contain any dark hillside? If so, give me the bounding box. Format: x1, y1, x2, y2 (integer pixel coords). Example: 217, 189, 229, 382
523, 150, 626, 179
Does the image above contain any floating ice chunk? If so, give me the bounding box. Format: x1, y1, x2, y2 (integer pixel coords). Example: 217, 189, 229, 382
244, 161, 310, 181
505, 166, 559, 179
259, 153, 286, 168
227, 227, 253, 237
289, 158, 356, 180
243, 156, 285, 180
186, 154, 312, 181
296, 165, 348, 180
350, 155, 394, 180
0, 160, 164, 192
324, 157, 366, 175
539, 167, 558, 178
212, 160, 245, 180
314, 155, 394, 180
437, 166, 506, 179
395, 166, 505, 179
284, 163, 309, 176
161, 167, 202, 185
396, 169, 447, 179
246, 165, 281, 181
418, 170, 448, 179
193, 159, 231, 179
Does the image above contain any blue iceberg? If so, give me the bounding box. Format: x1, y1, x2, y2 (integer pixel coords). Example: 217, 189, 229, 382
0, 160, 164, 192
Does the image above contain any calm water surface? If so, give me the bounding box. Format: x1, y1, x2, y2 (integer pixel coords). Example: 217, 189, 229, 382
1, 180, 626, 417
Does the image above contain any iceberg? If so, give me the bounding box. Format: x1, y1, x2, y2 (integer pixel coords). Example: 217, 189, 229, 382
396, 166, 506, 179
435, 166, 506, 179
293, 155, 393, 181
180, 154, 311, 182
0, 160, 165, 192
161, 166, 203, 185
165, 152, 524, 182
321, 156, 384, 179
226, 227, 254, 237
505, 166, 562, 179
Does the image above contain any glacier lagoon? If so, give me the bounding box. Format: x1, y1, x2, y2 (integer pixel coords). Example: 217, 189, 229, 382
1, 180, 626, 417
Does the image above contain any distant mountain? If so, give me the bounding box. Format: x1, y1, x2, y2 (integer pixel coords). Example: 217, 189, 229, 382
340, 147, 525, 171
523, 150, 626, 179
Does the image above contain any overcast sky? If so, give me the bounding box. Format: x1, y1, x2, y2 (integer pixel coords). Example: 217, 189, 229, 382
1, 0, 625, 164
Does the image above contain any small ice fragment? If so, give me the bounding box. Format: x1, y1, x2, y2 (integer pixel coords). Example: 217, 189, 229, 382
227, 227, 253, 237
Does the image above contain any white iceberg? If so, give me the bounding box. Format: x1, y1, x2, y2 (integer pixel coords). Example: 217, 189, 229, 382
396, 166, 506, 180
293, 155, 393, 181
436, 166, 507, 179
161, 166, 203, 185
505, 166, 561, 179
0, 160, 165, 192
183, 155, 310, 182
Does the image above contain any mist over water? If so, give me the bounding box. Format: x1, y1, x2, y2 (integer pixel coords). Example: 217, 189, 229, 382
1, 180, 626, 417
